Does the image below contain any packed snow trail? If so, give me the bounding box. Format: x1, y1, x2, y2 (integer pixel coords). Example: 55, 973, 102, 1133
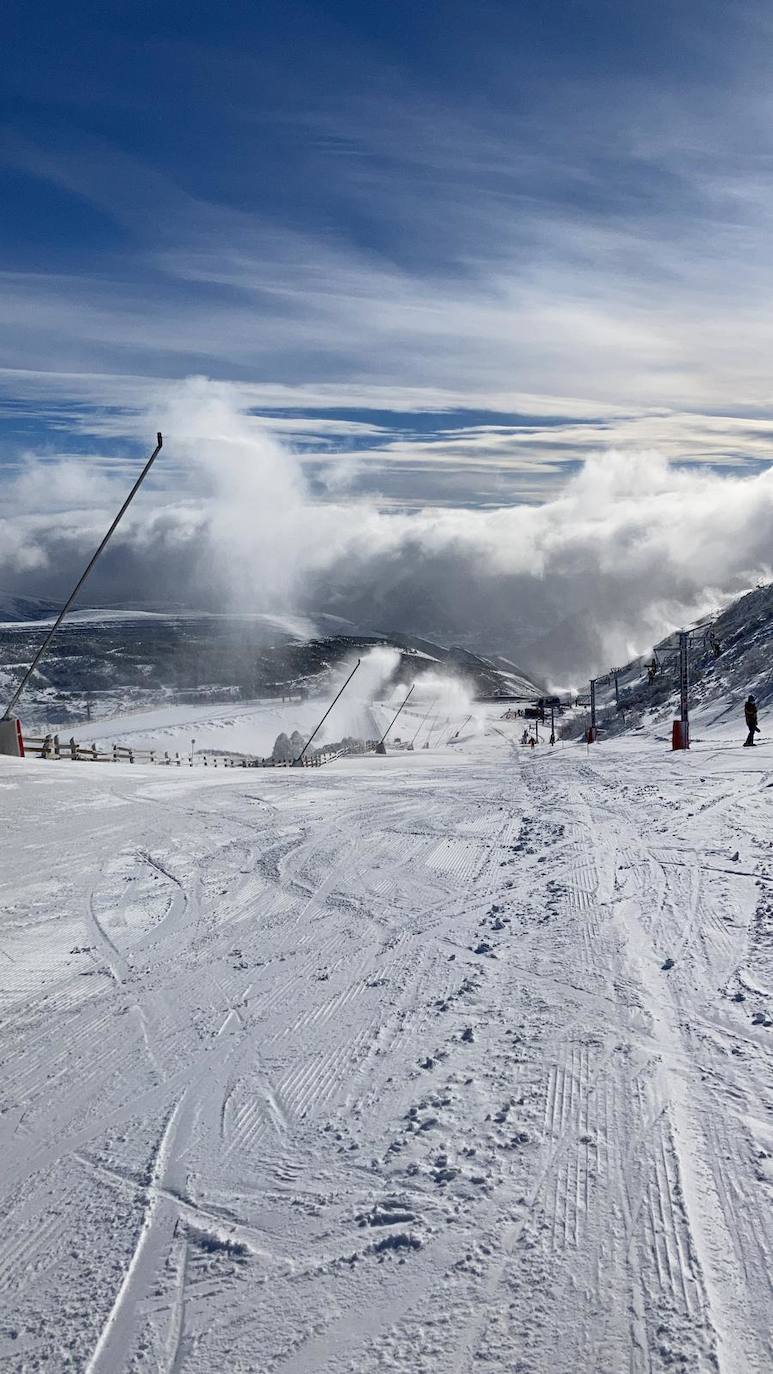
0, 725, 771, 1372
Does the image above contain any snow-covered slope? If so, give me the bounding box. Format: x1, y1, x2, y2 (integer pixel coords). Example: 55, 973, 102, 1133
577, 581, 773, 742
1, 720, 771, 1371
68, 696, 382, 758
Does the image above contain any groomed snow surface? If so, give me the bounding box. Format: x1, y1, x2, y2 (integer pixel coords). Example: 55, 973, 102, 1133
1, 716, 772, 1372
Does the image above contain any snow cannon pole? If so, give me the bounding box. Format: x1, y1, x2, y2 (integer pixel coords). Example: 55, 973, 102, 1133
449, 714, 471, 743
411, 695, 438, 747
429, 716, 450, 748
293, 659, 361, 766
2, 432, 163, 723
374, 684, 415, 755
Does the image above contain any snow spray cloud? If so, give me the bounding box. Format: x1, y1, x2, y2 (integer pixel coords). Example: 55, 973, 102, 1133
153, 379, 310, 609
309, 646, 402, 744
0, 377, 324, 613
320, 650, 480, 746
4, 379, 773, 679
409, 671, 485, 739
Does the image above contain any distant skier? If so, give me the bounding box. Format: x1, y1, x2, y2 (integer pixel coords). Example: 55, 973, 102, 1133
744, 695, 760, 747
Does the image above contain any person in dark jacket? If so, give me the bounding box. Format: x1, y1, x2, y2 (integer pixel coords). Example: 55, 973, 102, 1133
744, 695, 760, 747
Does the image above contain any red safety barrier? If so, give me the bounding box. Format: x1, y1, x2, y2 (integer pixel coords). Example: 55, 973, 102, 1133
0, 716, 24, 757
672, 720, 689, 750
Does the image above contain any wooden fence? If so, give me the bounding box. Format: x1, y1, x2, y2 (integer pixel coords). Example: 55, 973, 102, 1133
21, 734, 379, 769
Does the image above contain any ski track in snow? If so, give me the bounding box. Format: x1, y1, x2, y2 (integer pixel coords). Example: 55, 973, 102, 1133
0, 724, 772, 1372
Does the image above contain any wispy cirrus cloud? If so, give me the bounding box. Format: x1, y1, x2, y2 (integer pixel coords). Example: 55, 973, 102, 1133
3, 0, 773, 659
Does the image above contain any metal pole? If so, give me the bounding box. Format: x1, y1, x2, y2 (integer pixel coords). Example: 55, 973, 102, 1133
679, 630, 690, 746
550, 704, 555, 744
590, 679, 597, 740
2, 433, 163, 719
429, 716, 450, 748
375, 684, 415, 754
411, 696, 438, 747
293, 659, 361, 764
614, 671, 620, 707
449, 714, 471, 743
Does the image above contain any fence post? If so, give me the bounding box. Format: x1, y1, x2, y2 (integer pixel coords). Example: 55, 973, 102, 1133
69, 736, 77, 760
53, 733, 60, 759
42, 733, 52, 758
91, 743, 98, 761
129, 748, 134, 764
150, 750, 155, 765
175, 752, 180, 766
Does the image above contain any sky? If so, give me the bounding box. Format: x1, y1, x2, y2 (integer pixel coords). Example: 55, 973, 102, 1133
3, 0, 773, 678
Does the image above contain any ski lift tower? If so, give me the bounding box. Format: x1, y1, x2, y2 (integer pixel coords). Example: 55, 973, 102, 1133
654, 622, 714, 751
673, 630, 691, 750
587, 678, 598, 743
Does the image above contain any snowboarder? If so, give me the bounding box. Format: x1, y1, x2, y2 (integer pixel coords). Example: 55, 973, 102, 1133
744, 695, 760, 747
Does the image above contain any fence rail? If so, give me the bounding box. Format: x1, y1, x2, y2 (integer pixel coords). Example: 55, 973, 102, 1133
21, 734, 378, 769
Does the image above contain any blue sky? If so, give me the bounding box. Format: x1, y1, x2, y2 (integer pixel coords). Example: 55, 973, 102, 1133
4, 0, 773, 513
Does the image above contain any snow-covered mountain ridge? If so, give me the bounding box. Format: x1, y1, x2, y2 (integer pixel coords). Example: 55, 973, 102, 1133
0, 597, 541, 729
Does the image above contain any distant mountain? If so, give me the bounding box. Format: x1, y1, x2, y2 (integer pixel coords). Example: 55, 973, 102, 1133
0, 606, 543, 728
0, 591, 59, 623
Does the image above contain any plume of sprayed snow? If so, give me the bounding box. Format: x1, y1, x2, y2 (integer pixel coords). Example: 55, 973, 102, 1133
155, 378, 310, 609
304, 648, 480, 748
309, 645, 403, 744
350, 646, 403, 703
409, 670, 485, 737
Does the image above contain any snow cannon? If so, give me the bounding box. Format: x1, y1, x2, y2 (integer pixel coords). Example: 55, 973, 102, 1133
0, 717, 25, 757
374, 741, 387, 755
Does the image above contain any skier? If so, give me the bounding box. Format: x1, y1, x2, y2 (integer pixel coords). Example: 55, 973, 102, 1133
744, 695, 760, 747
